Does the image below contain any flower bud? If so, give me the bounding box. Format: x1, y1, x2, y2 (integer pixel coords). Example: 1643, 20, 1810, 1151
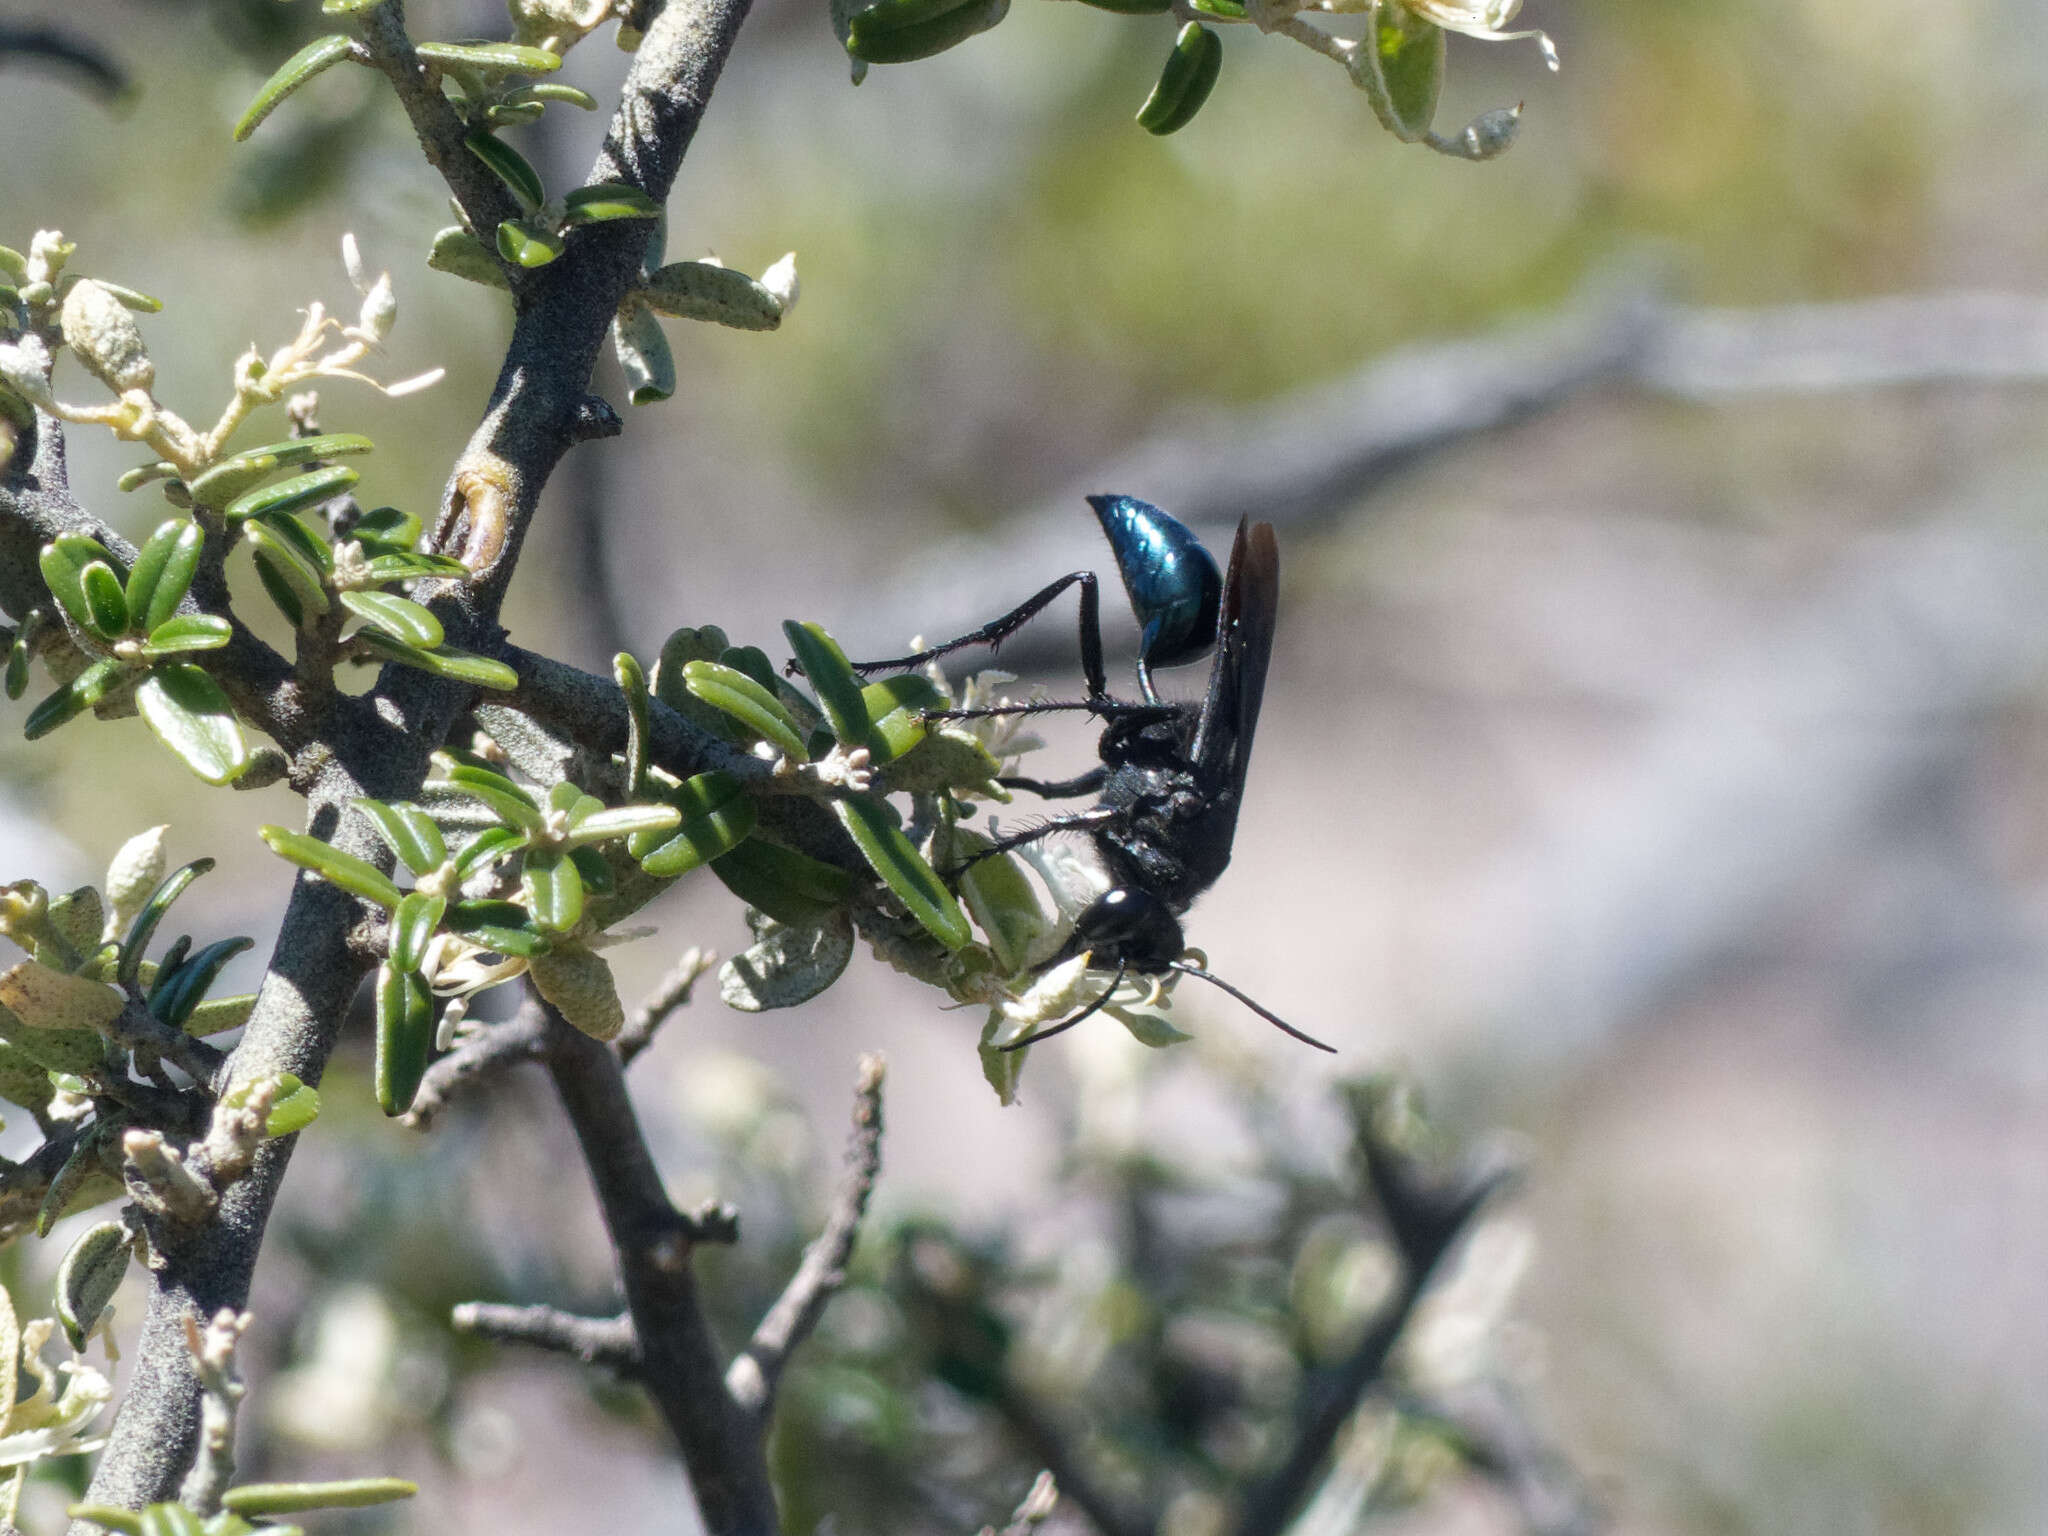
527, 942, 625, 1041
103, 825, 169, 940
60, 279, 154, 393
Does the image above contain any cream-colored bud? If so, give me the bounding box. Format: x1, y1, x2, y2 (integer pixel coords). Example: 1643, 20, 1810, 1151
60, 279, 154, 393
26, 230, 75, 287
103, 825, 168, 940
527, 943, 625, 1041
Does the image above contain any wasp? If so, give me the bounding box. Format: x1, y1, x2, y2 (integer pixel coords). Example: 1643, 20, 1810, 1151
852, 494, 1335, 1054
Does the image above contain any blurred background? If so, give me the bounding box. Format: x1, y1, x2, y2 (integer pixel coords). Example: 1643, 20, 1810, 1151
6, 0, 2048, 1530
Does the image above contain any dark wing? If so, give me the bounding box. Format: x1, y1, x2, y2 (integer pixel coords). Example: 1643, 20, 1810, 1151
1189, 518, 1279, 808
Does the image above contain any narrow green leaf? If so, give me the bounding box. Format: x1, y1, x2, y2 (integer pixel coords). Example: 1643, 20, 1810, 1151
847, 0, 1009, 64
710, 837, 853, 925
437, 760, 542, 818
615, 651, 650, 797
65, 1507, 144, 1536
137, 665, 251, 785
254, 509, 333, 573
637, 778, 756, 878
495, 217, 565, 269
244, 522, 331, 623
352, 798, 446, 877
142, 522, 206, 633
562, 183, 661, 226
427, 226, 512, 292
374, 962, 433, 1116
835, 796, 969, 950
78, 561, 129, 640
38, 533, 116, 634
1137, 22, 1223, 136
222, 1480, 417, 1515
337, 589, 443, 648
563, 804, 682, 850
388, 891, 446, 972
148, 936, 254, 1030
466, 131, 545, 211
117, 462, 182, 493
611, 298, 675, 405
140, 613, 232, 657
952, 831, 1047, 974
443, 899, 549, 956
364, 550, 468, 582
483, 101, 546, 128
514, 82, 599, 110
186, 433, 373, 510
681, 660, 809, 759
23, 657, 125, 740
183, 992, 256, 1035
233, 33, 354, 143
353, 632, 516, 690
349, 503, 420, 550
783, 621, 871, 747
123, 519, 187, 625
259, 826, 404, 910
569, 845, 615, 895
452, 826, 525, 881
250, 545, 305, 628
521, 849, 585, 932
119, 858, 216, 992
5, 628, 30, 701
415, 41, 560, 75
222, 463, 357, 522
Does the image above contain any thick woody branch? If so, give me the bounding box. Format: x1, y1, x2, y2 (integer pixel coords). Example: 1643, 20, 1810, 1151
727, 1053, 886, 1421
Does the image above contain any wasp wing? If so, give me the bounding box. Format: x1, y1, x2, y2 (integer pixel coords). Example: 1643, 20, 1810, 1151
1189, 518, 1279, 810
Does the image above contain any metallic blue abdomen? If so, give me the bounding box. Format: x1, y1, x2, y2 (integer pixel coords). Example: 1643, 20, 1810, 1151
1085, 493, 1223, 671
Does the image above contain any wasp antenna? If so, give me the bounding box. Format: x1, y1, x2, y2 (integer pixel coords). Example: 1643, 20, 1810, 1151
999, 963, 1127, 1052
1169, 962, 1337, 1053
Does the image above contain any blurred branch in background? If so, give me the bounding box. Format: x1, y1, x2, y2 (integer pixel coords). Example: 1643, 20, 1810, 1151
0, 22, 129, 106
837, 282, 2048, 665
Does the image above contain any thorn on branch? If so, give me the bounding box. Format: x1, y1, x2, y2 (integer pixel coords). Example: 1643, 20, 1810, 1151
450, 1303, 640, 1374
725, 1053, 886, 1421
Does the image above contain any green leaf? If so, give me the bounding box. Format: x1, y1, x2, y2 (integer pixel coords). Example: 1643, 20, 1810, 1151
415, 41, 560, 76
119, 857, 215, 992
719, 910, 854, 1012
137, 665, 251, 785
183, 991, 258, 1036
452, 826, 525, 881
349, 503, 420, 551
681, 660, 809, 760
443, 899, 549, 956
950, 830, 1048, 974
521, 849, 585, 932
54, 1219, 129, 1351
513, 82, 599, 110
364, 550, 468, 582
710, 838, 853, 925
562, 182, 661, 226
782, 621, 872, 748
353, 798, 446, 877
250, 543, 305, 628
23, 656, 126, 739
1075, 0, 1171, 12
139, 523, 206, 632
434, 761, 544, 829
222, 1480, 415, 1516
264, 1073, 321, 1135
373, 962, 433, 1116
149, 936, 254, 1030
847, 0, 1008, 64
388, 891, 446, 972
835, 797, 969, 949
637, 262, 785, 331
354, 632, 516, 690
117, 462, 182, 493
615, 651, 651, 797
483, 101, 546, 128
186, 433, 373, 511
77, 561, 128, 640
563, 804, 682, 850
222, 463, 358, 522
5, 625, 31, 701
259, 826, 404, 909
39, 532, 117, 635
140, 613, 232, 657
1355, 2, 1443, 141
495, 217, 565, 269
611, 299, 675, 405
254, 508, 333, 573
337, 588, 443, 648
1137, 22, 1223, 136
66, 1508, 144, 1536
124, 519, 190, 629
466, 131, 545, 211
635, 772, 756, 877
426, 226, 511, 292
233, 33, 354, 143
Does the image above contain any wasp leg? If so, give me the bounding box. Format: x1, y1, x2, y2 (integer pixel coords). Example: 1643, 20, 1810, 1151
924, 698, 1166, 723
841, 570, 1110, 700
940, 805, 1118, 876
999, 962, 1127, 1052
996, 765, 1108, 800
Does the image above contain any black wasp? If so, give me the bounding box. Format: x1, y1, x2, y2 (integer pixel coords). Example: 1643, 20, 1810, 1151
852, 494, 1335, 1054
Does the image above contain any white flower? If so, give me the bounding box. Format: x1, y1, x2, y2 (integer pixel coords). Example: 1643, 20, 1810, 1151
1399, 0, 1557, 69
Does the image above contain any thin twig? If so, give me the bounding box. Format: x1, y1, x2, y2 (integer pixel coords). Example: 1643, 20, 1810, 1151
726, 1053, 886, 1420
450, 1303, 639, 1373
174, 1310, 248, 1516
986, 1381, 1149, 1536
617, 946, 716, 1065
